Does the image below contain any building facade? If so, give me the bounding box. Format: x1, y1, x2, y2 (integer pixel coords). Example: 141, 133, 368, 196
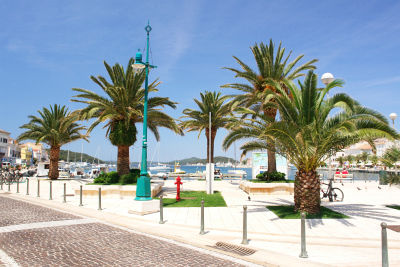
19, 142, 48, 165
0, 129, 21, 162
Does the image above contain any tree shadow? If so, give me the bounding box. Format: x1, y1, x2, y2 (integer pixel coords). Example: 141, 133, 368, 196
328, 203, 400, 222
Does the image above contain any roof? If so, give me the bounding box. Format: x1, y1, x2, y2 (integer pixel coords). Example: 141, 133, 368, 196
357, 143, 372, 150
0, 129, 10, 135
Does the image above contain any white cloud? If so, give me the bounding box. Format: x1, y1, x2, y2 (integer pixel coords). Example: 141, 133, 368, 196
361, 76, 400, 88
153, 2, 201, 79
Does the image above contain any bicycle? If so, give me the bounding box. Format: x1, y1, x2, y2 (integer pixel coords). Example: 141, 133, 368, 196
320, 178, 344, 202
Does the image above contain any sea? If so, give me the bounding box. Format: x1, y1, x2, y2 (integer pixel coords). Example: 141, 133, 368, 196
75, 163, 381, 181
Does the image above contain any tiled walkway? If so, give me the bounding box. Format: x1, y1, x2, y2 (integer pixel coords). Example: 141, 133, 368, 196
0, 196, 255, 267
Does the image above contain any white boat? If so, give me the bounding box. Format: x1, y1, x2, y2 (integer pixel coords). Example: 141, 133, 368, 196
72, 167, 85, 177
37, 162, 50, 177
156, 172, 168, 180
228, 169, 247, 175
88, 168, 100, 178
58, 168, 71, 179
149, 163, 171, 171
171, 162, 186, 174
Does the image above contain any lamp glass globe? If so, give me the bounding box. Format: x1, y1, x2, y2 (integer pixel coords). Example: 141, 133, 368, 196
321, 72, 334, 85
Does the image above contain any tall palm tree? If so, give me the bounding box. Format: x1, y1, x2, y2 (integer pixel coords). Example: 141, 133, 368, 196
337, 156, 344, 167
180, 91, 234, 163
222, 39, 318, 173
224, 71, 397, 214
18, 104, 87, 179
345, 154, 355, 167
72, 58, 182, 176
381, 147, 400, 168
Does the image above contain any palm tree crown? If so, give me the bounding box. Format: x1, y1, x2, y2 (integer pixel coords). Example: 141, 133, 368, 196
180, 91, 234, 163
225, 71, 397, 213
72, 58, 182, 175
18, 104, 87, 179
222, 39, 318, 173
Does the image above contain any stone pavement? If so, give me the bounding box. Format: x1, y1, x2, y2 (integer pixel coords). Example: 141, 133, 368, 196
2, 178, 400, 266
0, 195, 254, 267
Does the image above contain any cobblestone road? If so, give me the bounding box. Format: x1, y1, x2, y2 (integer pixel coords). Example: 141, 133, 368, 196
0, 195, 247, 267
0, 195, 78, 227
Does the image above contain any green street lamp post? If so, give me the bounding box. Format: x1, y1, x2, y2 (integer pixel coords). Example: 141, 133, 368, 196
132, 22, 157, 201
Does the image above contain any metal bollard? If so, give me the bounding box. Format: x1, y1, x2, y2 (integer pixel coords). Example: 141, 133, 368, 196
299, 211, 308, 258
98, 188, 102, 210
8, 180, 11, 192
17, 179, 19, 193
200, 198, 205, 235
37, 179, 40, 197
159, 195, 165, 224
79, 185, 83, 206
63, 183, 66, 203
381, 222, 389, 267
26, 178, 29, 195
241, 205, 249, 245
49, 181, 52, 200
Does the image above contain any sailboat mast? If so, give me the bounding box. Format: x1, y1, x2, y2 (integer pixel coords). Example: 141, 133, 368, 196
234, 142, 237, 170
81, 143, 83, 163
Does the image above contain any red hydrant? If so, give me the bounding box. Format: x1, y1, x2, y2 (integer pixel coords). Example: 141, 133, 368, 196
175, 176, 183, 201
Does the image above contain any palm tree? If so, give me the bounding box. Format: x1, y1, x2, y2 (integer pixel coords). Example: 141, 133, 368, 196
360, 152, 369, 167
345, 155, 355, 168
224, 71, 397, 214
365, 136, 378, 155
337, 156, 344, 167
72, 58, 182, 176
222, 39, 318, 173
18, 105, 87, 179
180, 91, 234, 163
381, 147, 400, 168
369, 154, 379, 167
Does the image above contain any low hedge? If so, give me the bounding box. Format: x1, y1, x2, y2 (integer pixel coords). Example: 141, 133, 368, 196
93, 169, 140, 185
256, 171, 286, 182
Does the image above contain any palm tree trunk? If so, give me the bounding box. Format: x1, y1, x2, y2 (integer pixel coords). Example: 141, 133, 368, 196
295, 169, 320, 214
117, 145, 130, 176
48, 146, 60, 180
267, 147, 276, 173
264, 108, 277, 173
205, 128, 217, 163
294, 171, 301, 210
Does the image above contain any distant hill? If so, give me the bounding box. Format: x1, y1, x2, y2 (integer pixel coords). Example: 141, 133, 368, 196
54, 150, 105, 164
166, 156, 238, 165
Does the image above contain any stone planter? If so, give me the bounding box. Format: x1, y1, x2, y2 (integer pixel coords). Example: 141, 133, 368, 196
75, 182, 163, 199
239, 181, 294, 195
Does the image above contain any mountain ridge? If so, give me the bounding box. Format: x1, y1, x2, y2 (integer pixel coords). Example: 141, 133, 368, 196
165, 156, 238, 165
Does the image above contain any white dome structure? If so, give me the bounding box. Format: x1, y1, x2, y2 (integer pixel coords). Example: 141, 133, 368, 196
321, 73, 334, 85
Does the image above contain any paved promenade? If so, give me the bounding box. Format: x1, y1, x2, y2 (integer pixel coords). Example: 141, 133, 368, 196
1, 178, 400, 266
0, 195, 253, 267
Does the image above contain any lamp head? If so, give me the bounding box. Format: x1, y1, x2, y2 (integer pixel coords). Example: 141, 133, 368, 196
321, 72, 334, 85
132, 50, 145, 69
390, 113, 397, 121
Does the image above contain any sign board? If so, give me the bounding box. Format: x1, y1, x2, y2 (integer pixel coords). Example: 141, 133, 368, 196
252, 152, 288, 179
252, 152, 268, 179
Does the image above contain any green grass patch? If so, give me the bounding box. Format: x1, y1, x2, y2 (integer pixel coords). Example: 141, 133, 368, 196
197, 178, 222, 181
87, 182, 136, 185
267, 205, 349, 219
160, 191, 227, 207
251, 180, 294, 183
386, 205, 400, 210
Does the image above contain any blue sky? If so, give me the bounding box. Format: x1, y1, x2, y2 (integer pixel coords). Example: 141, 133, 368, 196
1, 0, 400, 162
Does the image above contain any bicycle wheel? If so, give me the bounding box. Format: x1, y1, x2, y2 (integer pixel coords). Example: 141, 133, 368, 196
320, 183, 329, 199
331, 188, 344, 202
